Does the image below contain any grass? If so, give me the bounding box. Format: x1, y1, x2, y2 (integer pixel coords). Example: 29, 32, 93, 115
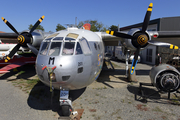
169, 95, 180, 105
95, 86, 107, 90
152, 106, 163, 112
11, 78, 40, 94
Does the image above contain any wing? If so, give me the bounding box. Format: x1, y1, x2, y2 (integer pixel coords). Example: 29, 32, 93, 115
101, 31, 180, 47
0, 55, 36, 74
149, 31, 180, 47
0, 63, 25, 74
100, 32, 125, 46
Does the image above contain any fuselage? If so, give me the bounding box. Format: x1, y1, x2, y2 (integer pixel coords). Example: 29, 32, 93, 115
36, 27, 104, 90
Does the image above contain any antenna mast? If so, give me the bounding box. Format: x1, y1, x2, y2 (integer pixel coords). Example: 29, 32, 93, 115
75, 17, 77, 27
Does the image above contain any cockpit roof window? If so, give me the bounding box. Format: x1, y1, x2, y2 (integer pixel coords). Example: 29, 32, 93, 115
53, 37, 64, 41
66, 33, 79, 39
45, 33, 59, 40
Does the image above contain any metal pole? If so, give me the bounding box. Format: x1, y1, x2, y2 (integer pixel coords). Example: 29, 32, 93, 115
75, 17, 77, 27
125, 51, 129, 76
118, 24, 120, 31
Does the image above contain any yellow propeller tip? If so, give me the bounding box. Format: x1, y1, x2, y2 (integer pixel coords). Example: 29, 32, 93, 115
149, 3, 153, 7
1, 17, 4, 20
42, 15, 45, 19
106, 31, 110, 34
175, 46, 179, 49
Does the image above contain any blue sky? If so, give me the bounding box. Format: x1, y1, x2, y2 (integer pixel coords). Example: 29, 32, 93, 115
0, 0, 180, 32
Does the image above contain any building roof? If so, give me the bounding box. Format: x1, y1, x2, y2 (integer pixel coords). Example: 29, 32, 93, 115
120, 16, 180, 31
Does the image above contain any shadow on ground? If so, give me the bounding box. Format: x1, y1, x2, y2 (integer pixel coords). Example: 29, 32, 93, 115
0, 64, 36, 80
96, 62, 150, 88
127, 84, 180, 105
0, 64, 86, 116
27, 81, 86, 116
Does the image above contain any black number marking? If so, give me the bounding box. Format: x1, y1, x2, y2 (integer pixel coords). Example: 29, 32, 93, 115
78, 62, 83, 66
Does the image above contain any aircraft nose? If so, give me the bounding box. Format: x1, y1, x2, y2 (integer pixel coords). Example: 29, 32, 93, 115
36, 56, 77, 89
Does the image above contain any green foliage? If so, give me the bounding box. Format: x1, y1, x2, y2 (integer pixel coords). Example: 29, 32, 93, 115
77, 19, 108, 32
56, 24, 66, 31
77, 21, 84, 28
109, 25, 118, 31
28, 24, 44, 31
90, 20, 103, 32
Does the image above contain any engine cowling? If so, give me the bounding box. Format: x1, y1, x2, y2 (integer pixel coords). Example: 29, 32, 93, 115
21, 30, 49, 48
149, 64, 180, 92
123, 28, 151, 51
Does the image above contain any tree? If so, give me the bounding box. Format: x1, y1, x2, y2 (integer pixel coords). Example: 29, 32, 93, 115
109, 25, 118, 31
100, 26, 108, 32
56, 24, 66, 31
77, 21, 84, 28
28, 24, 44, 31
77, 20, 107, 32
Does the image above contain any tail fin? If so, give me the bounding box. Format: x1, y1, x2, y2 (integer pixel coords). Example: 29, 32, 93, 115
82, 23, 91, 30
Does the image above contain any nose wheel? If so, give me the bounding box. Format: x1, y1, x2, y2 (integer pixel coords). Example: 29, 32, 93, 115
61, 105, 72, 116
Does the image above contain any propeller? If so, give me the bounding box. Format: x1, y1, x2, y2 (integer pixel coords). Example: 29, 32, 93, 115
106, 3, 153, 74
1, 15, 45, 62
148, 40, 179, 49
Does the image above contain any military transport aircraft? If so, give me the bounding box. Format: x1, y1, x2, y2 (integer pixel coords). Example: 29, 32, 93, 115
0, 2, 180, 116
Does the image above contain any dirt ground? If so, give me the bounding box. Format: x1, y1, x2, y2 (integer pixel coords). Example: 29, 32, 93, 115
0, 60, 180, 120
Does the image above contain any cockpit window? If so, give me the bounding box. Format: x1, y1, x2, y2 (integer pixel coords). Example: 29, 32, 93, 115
62, 42, 75, 55
79, 38, 91, 55
53, 37, 63, 41
40, 42, 50, 55
65, 37, 75, 41
45, 37, 52, 40
76, 42, 83, 55
48, 42, 62, 56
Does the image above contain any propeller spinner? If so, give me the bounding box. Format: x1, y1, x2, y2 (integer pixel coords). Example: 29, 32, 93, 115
106, 3, 153, 74
1, 15, 45, 62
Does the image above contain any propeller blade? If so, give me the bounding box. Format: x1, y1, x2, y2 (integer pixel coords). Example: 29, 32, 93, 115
142, 3, 153, 33
27, 43, 38, 55
1, 17, 19, 35
4, 44, 21, 62
29, 15, 45, 34
106, 31, 134, 39
130, 47, 140, 75
148, 40, 179, 49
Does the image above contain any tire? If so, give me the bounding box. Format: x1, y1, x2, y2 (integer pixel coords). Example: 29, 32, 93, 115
61, 105, 71, 116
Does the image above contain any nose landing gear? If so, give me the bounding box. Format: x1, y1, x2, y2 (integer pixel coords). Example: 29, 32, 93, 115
59, 89, 72, 116
59, 89, 79, 119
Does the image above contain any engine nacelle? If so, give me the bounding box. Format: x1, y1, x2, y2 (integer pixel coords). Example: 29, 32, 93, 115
21, 30, 51, 48
123, 28, 151, 51
149, 64, 180, 92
